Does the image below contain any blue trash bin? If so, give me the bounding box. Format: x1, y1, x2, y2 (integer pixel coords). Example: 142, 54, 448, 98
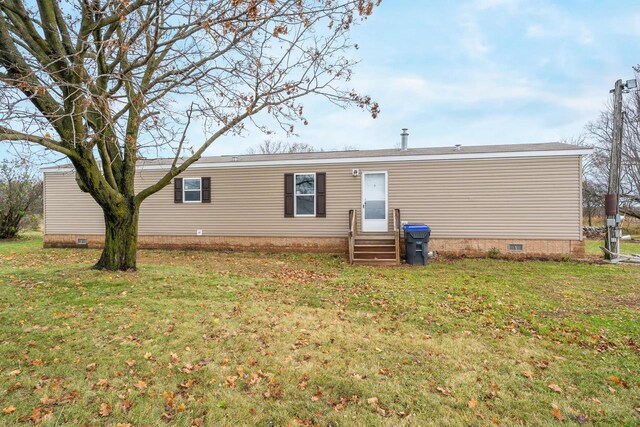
403, 224, 431, 265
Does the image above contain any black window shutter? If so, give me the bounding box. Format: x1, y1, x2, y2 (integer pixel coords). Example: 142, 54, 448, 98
174, 178, 183, 203
284, 173, 294, 217
201, 177, 211, 203
316, 172, 326, 217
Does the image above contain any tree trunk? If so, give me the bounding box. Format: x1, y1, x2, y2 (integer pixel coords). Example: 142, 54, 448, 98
93, 201, 139, 271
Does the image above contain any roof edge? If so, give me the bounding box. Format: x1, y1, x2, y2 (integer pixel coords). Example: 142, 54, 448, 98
41, 147, 592, 173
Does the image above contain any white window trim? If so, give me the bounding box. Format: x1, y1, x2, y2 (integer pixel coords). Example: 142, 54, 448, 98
294, 172, 316, 217
183, 177, 202, 203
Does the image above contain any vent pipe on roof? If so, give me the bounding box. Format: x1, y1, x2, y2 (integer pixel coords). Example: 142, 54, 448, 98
454, 144, 462, 151
400, 128, 409, 151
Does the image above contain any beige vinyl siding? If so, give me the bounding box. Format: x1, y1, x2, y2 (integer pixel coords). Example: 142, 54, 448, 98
44, 171, 105, 234
44, 155, 582, 240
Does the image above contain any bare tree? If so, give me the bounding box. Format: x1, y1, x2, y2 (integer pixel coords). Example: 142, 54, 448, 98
0, 157, 42, 239
584, 76, 640, 221
0, 0, 380, 270
247, 140, 318, 154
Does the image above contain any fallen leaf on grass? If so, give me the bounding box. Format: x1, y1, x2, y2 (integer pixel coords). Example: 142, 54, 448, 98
2, 406, 16, 414
162, 391, 175, 406
468, 399, 478, 409
59, 390, 79, 404
548, 384, 562, 394
39, 396, 57, 405
298, 376, 308, 390
224, 376, 238, 389
180, 379, 195, 389
120, 399, 133, 412
192, 418, 205, 426
522, 371, 534, 379
99, 403, 112, 417
575, 414, 589, 423
170, 353, 179, 363
551, 408, 564, 420
8, 369, 21, 376
367, 397, 379, 406
607, 376, 629, 388
86, 363, 97, 371
7, 382, 22, 392
135, 380, 147, 389
29, 407, 53, 424
436, 386, 451, 396
95, 378, 110, 389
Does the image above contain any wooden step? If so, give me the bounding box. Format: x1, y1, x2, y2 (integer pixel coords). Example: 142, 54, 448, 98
354, 245, 395, 252
352, 252, 396, 260
354, 239, 395, 246
352, 258, 399, 266
350, 232, 399, 265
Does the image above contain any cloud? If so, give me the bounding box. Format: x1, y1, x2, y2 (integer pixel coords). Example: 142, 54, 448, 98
204, 0, 633, 156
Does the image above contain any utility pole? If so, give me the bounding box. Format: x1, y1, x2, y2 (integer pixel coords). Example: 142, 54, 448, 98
604, 79, 625, 260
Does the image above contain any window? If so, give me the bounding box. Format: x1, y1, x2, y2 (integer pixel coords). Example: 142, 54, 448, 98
508, 243, 524, 252
183, 178, 202, 203
294, 173, 315, 216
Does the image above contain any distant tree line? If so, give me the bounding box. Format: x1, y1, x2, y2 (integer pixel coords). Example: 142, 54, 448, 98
247, 140, 358, 154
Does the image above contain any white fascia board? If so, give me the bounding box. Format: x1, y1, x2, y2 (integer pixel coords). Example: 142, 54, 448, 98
40, 148, 593, 173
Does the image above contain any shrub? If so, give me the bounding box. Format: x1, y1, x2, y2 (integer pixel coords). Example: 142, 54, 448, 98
0, 159, 43, 239
487, 247, 500, 259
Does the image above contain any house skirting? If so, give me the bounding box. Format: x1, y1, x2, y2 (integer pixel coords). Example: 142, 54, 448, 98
43, 234, 585, 257
43, 234, 349, 253
427, 238, 585, 257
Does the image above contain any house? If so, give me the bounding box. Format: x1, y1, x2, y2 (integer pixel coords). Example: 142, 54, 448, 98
42, 139, 591, 264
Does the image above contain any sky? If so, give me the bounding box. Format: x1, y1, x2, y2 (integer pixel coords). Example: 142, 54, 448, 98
1, 0, 638, 161
209, 0, 640, 155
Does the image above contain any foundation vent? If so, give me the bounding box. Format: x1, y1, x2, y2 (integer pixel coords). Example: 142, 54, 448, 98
76, 238, 88, 246
507, 243, 523, 252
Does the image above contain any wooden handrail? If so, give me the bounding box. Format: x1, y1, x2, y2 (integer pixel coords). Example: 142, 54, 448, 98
393, 208, 401, 265
348, 209, 356, 264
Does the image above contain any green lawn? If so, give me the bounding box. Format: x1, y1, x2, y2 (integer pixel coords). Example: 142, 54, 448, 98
584, 238, 640, 256
1, 235, 639, 426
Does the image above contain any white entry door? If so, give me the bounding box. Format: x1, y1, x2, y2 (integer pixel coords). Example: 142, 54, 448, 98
361, 171, 388, 232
